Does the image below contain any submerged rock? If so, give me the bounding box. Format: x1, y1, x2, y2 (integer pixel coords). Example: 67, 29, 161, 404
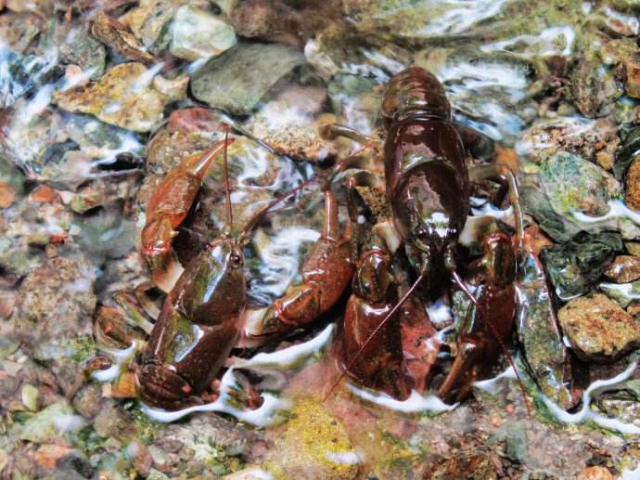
516, 117, 618, 167
516, 227, 575, 409
53, 62, 176, 132
191, 42, 306, 115
540, 151, 622, 218
170, 5, 237, 61
91, 11, 155, 64
0, 12, 43, 54
600, 280, 640, 309
604, 255, 640, 283
625, 157, 640, 211
11, 255, 97, 395
540, 231, 623, 301
119, 0, 175, 54
36, 19, 106, 79
558, 293, 640, 362
264, 399, 358, 479
570, 54, 617, 118
20, 401, 84, 443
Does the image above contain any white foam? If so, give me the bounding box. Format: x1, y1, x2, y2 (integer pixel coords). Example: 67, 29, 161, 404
621, 462, 640, 480
572, 200, 640, 225
480, 26, 576, 58
91, 343, 138, 383
541, 358, 640, 434
416, 0, 508, 37
347, 386, 458, 414
474, 365, 518, 393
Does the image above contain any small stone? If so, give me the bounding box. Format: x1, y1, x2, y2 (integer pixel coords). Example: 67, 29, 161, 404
623, 56, 640, 98
34, 444, 75, 470
92, 11, 155, 64
577, 466, 614, 480
540, 151, 622, 218
628, 301, 640, 318
0, 182, 16, 208
0, 290, 17, 319
625, 157, 640, 211
29, 185, 59, 204
53, 62, 169, 132
600, 279, 640, 309
558, 293, 640, 361
604, 255, 640, 283
170, 5, 237, 61
0, 13, 43, 54
191, 42, 306, 115
266, 399, 358, 480
110, 371, 137, 398
21, 384, 39, 411
20, 401, 84, 443
627, 242, 640, 256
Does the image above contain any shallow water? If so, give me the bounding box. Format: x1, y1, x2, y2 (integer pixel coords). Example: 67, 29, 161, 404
1, 0, 640, 479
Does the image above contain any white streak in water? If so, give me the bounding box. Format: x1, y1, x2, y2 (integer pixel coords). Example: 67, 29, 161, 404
92, 342, 138, 383
416, 0, 508, 37
251, 227, 320, 303
474, 365, 517, 394
572, 200, 640, 225
480, 26, 576, 58
347, 386, 457, 414
141, 325, 335, 425
325, 451, 363, 465
621, 462, 640, 480
541, 358, 640, 434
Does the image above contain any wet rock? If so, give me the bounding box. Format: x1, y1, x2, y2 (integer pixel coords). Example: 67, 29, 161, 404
265, 399, 358, 479
53, 62, 173, 132
0, 12, 43, 54
622, 55, 640, 99
94, 401, 132, 438
600, 280, 640, 309
604, 255, 640, 283
37, 19, 106, 79
614, 125, 640, 180
0, 182, 15, 208
20, 401, 84, 443
577, 466, 614, 480
558, 293, 640, 362
571, 55, 617, 118
91, 11, 155, 64
71, 384, 104, 418
516, 117, 618, 166
516, 226, 575, 409
21, 384, 39, 411
327, 74, 381, 136
170, 5, 237, 61
230, 0, 304, 47
191, 42, 306, 115
244, 82, 330, 162
540, 231, 623, 300
541, 152, 622, 218
0, 49, 57, 108
120, 0, 175, 53
11, 256, 97, 395
625, 157, 640, 211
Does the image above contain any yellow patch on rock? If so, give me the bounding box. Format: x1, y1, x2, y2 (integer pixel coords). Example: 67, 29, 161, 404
267, 399, 359, 480
53, 63, 173, 132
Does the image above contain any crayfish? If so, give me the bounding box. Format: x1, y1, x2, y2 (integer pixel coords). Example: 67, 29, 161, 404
93, 67, 529, 413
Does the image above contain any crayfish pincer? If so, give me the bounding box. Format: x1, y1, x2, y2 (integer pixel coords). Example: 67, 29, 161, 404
324, 66, 528, 406
137, 132, 311, 410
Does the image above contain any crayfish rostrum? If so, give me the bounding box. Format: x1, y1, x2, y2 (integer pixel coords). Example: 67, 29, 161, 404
92, 66, 528, 413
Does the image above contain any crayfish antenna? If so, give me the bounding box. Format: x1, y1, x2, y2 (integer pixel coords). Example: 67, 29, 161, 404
481, 315, 532, 416
238, 177, 317, 241
451, 271, 479, 307
323, 272, 426, 402
222, 126, 233, 232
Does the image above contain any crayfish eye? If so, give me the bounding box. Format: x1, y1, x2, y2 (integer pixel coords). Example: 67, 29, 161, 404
230, 253, 243, 268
